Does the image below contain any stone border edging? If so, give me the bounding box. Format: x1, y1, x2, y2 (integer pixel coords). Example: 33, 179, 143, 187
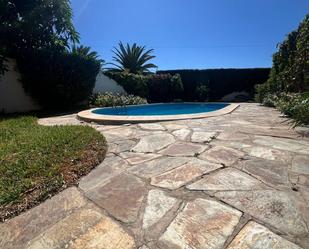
77, 103, 239, 124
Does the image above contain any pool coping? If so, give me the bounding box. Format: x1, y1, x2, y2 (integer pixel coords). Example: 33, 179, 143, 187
77, 103, 239, 124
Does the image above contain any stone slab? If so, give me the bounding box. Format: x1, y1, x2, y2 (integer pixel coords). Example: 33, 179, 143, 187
69, 215, 135, 249
128, 157, 190, 178
159, 198, 242, 249
243, 146, 292, 162
151, 159, 222, 190
138, 123, 166, 131
292, 155, 309, 175
0, 187, 86, 249
199, 146, 245, 166
187, 168, 268, 191
172, 128, 191, 140
240, 158, 289, 188
215, 190, 308, 236
158, 142, 208, 157
253, 136, 309, 155
191, 131, 217, 143
132, 133, 175, 153
227, 221, 301, 249
26, 207, 104, 249
142, 190, 178, 229
79, 156, 129, 192
85, 173, 147, 223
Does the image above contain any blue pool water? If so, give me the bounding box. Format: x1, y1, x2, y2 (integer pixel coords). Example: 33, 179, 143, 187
92, 103, 229, 116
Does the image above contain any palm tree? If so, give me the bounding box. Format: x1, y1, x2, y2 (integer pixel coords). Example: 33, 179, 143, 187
71, 45, 104, 64
110, 42, 157, 74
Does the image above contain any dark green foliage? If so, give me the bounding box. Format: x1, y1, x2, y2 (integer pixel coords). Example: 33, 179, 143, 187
17, 49, 101, 109
264, 93, 309, 125
105, 72, 149, 98
196, 84, 210, 101
106, 72, 184, 102
147, 74, 183, 102
109, 42, 157, 74
0, 0, 79, 56
158, 68, 270, 101
89, 93, 147, 107
256, 14, 309, 102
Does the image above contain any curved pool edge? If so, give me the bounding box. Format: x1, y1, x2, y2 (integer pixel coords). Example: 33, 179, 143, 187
77, 103, 239, 124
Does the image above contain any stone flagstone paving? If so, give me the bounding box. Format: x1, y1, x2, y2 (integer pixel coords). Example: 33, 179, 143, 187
1, 103, 309, 249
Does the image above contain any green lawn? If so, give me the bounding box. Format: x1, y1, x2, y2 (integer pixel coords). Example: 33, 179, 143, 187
0, 116, 107, 221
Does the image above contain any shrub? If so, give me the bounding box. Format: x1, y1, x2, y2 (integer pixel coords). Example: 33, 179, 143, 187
275, 93, 309, 125
105, 72, 148, 98
17, 49, 101, 109
106, 72, 184, 102
195, 84, 210, 101
158, 68, 270, 101
89, 93, 147, 107
261, 94, 278, 107
147, 74, 183, 102
256, 14, 309, 103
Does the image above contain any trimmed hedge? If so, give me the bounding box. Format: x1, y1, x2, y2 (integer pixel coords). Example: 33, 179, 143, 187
105, 72, 184, 102
17, 49, 101, 109
147, 74, 183, 102
157, 68, 270, 101
105, 72, 149, 98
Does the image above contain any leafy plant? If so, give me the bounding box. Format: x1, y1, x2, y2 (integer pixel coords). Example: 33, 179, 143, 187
89, 93, 147, 107
0, 0, 79, 57
71, 45, 104, 63
17, 49, 101, 109
109, 42, 157, 74
256, 14, 309, 103
106, 72, 149, 98
195, 84, 210, 101
147, 74, 183, 102
275, 93, 309, 125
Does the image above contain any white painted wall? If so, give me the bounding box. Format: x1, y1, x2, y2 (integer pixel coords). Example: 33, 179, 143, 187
0, 59, 41, 113
93, 72, 126, 94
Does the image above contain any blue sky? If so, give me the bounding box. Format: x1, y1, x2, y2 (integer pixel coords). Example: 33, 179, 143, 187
71, 0, 309, 70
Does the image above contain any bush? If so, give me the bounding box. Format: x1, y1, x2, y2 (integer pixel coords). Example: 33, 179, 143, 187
105, 72, 148, 98
256, 14, 309, 103
195, 84, 210, 101
275, 93, 309, 125
158, 68, 270, 101
89, 93, 147, 107
147, 74, 183, 102
17, 49, 101, 109
106, 72, 184, 102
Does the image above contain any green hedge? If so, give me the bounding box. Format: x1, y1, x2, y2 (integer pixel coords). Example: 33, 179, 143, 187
157, 68, 270, 101
256, 14, 309, 102
17, 49, 101, 109
147, 74, 183, 102
105, 72, 149, 98
105, 72, 184, 102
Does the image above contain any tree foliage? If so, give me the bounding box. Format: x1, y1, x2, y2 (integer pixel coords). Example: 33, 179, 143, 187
0, 0, 79, 55
109, 42, 157, 74
256, 14, 309, 101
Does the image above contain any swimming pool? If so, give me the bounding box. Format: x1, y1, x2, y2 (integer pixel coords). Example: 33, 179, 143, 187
92, 103, 228, 116
78, 103, 239, 124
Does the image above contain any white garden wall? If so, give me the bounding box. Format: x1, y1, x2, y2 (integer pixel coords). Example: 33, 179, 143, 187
0, 60, 126, 113
0, 59, 41, 113
93, 72, 126, 94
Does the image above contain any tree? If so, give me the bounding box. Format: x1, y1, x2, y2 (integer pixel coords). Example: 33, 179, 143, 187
71, 45, 104, 64
0, 0, 79, 56
110, 42, 157, 74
